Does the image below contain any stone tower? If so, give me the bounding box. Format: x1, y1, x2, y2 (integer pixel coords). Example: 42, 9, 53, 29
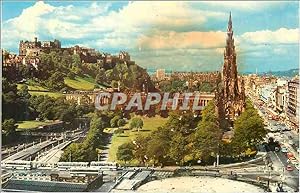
216, 12, 246, 126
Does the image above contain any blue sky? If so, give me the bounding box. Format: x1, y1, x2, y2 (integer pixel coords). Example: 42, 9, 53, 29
2, 1, 299, 72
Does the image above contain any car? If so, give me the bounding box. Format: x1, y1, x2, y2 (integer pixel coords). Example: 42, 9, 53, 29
286, 165, 293, 171
289, 140, 294, 146
295, 164, 299, 170
291, 159, 298, 165
281, 147, 288, 153
285, 127, 291, 131
289, 157, 296, 162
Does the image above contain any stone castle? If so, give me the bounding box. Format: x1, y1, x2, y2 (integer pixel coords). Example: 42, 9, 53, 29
19, 37, 61, 56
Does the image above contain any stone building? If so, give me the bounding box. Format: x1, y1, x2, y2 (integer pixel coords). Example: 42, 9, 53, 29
286, 76, 299, 131
119, 51, 130, 62
216, 13, 246, 125
19, 37, 61, 56
156, 69, 166, 81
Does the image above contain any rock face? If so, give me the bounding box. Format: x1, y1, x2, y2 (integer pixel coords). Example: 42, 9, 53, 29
216, 12, 246, 126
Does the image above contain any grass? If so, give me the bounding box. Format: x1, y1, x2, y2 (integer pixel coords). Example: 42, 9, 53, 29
64, 75, 97, 90
17, 82, 62, 98
29, 91, 63, 98
17, 84, 49, 92
17, 120, 54, 130
107, 116, 168, 163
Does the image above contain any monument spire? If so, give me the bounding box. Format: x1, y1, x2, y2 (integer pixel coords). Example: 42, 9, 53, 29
217, 12, 245, 125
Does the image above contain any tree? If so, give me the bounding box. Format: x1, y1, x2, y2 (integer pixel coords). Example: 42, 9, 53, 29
46, 71, 65, 91
117, 142, 134, 164
18, 85, 31, 99
95, 68, 106, 84
134, 135, 150, 165
232, 101, 267, 153
130, 117, 143, 132
67, 71, 76, 79
117, 119, 126, 127
168, 132, 188, 165
2, 119, 18, 143
194, 101, 222, 163
146, 127, 172, 166
111, 80, 119, 89
72, 54, 81, 67
110, 115, 121, 128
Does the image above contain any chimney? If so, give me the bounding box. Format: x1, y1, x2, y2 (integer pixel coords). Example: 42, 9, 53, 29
34, 37, 37, 43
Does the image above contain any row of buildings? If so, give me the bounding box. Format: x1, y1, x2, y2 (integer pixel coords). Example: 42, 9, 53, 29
245, 74, 299, 132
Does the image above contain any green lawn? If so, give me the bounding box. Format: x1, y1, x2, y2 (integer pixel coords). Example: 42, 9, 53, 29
17, 84, 49, 92
17, 120, 54, 130
29, 91, 63, 98
17, 83, 62, 98
64, 75, 97, 90
107, 116, 168, 163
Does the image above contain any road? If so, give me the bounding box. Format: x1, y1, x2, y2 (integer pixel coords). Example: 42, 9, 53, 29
248, 94, 299, 190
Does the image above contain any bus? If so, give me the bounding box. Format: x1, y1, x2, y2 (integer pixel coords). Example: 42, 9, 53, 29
57, 162, 89, 171
90, 161, 118, 171
69, 167, 102, 177
35, 162, 56, 170
1, 160, 32, 170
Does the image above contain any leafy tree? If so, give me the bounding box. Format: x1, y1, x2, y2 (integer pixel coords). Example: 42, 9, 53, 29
46, 71, 65, 91
169, 132, 188, 165
232, 101, 267, 153
146, 127, 172, 166
165, 111, 199, 135
72, 54, 81, 67
18, 85, 31, 99
117, 119, 126, 127
117, 142, 134, 164
67, 71, 76, 79
95, 68, 106, 83
194, 101, 222, 163
110, 115, 121, 128
134, 135, 150, 165
2, 119, 18, 143
129, 117, 143, 132
2, 119, 17, 136
111, 80, 119, 89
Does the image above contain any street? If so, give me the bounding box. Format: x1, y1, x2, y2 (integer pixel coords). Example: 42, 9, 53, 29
249, 94, 299, 190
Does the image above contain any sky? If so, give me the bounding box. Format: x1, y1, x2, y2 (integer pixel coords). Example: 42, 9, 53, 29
1, 1, 299, 73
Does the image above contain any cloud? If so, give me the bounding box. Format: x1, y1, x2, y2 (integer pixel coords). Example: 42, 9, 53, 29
137, 31, 225, 50
202, 1, 287, 11
239, 28, 299, 44
2, 1, 226, 52
2, 1, 298, 72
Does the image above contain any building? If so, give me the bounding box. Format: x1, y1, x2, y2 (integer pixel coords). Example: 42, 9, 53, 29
119, 51, 130, 61
215, 12, 246, 124
286, 77, 299, 131
156, 69, 166, 81
275, 79, 288, 113
3, 170, 103, 192
19, 37, 61, 56
260, 84, 276, 105
171, 71, 219, 84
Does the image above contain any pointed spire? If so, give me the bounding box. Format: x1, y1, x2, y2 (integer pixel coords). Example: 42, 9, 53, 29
227, 12, 232, 32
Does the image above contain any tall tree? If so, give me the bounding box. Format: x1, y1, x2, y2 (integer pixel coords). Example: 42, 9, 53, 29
117, 142, 134, 164
130, 117, 143, 132
194, 101, 222, 163
232, 101, 266, 153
